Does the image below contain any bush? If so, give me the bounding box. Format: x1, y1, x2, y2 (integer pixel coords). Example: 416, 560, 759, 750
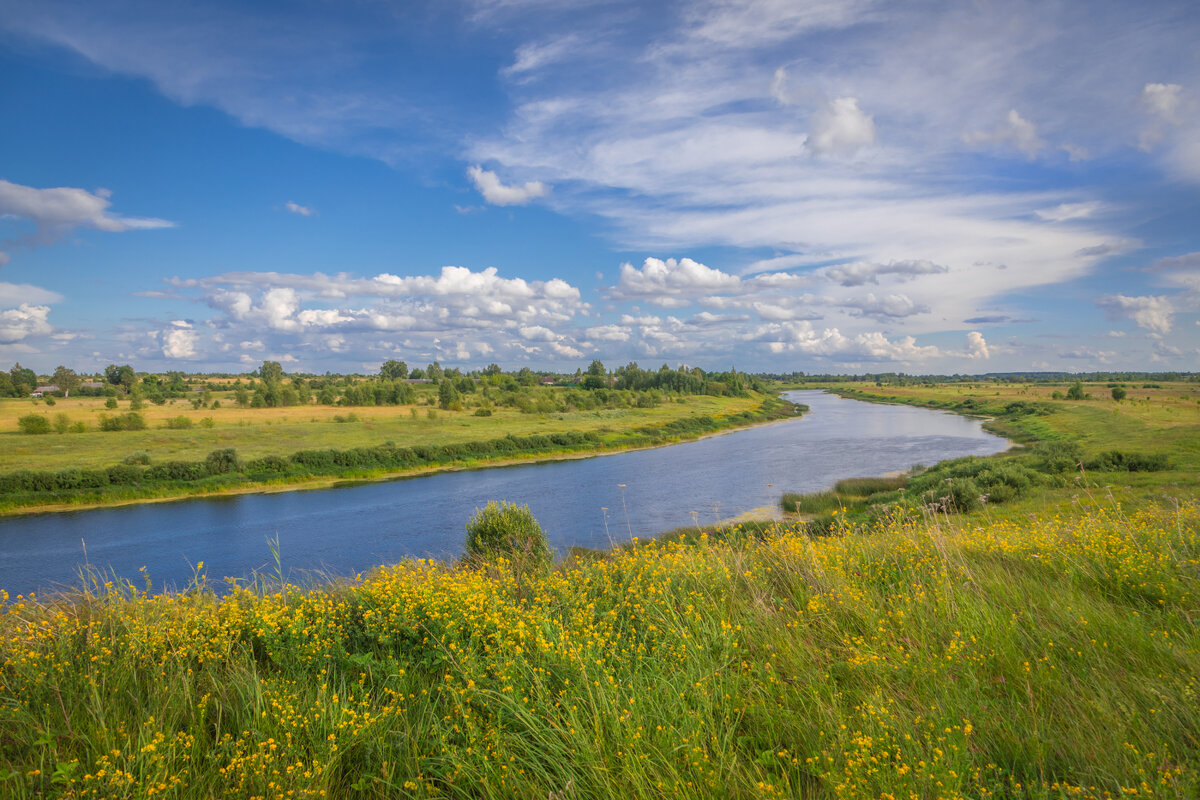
464, 501, 552, 571
1112, 386, 1127, 401
205, 448, 241, 475
164, 416, 194, 429
99, 412, 146, 432
123, 451, 152, 465
474, 408, 493, 417
17, 414, 51, 434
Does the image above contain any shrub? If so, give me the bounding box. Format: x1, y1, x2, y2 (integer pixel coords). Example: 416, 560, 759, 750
833, 475, 908, 496
104, 397, 118, 409
99, 412, 146, 432
464, 501, 552, 572
474, 408, 493, 417
17, 414, 51, 434
205, 448, 241, 475
123, 451, 152, 465
164, 416, 194, 429
1112, 386, 1127, 401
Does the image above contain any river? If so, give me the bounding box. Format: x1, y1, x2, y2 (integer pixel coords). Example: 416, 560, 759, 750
0, 391, 1008, 596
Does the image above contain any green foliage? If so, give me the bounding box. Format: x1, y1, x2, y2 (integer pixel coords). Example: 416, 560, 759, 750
1067, 380, 1085, 400
1112, 386, 1127, 401
379, 359, 408, 380
1083, 450, 1171, 472
833, 475, 908, 496
204, 448, 241, 475
105, 396, 119, 409
464, 500, 551, 569
17, 414, 51, 435
99, 412, 147, 432
164, 416, 194, 429
438, 379, 461, 410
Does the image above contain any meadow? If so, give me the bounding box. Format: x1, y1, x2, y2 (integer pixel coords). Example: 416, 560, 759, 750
0, 387, 782, 515
2, 378, 1198, 798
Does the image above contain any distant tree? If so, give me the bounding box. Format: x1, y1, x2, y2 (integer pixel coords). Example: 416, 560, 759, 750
482, 363, 502, 377
51, 366, 81, 397
517, 367, 537, 387
259, 360, 285, 386
0, 371, 16, 397
426, 361, 444, 382
583, 359, 607, 390
10, 363, 37, 395
438, 378, 461, 410
104, 364, 136, 392
380, 359, 408, 380
409, 368, 426, 379
1067, 380, 1085, 401
234, 385, 251, 407
1111, 386, 1127, 401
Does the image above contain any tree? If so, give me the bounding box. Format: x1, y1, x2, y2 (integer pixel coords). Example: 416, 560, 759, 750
1067, 380, 1085, 401
483, 363, 502, 377
259, 360, 284, 386
582, 359, 607, 390
10, 363, 37, 395
1112, 386, 1127, 401
51, 366, 81, 397
104, 364, 136, 391
426, 361, 444, 382
380, 359, 408, 381
438, 378, 461, 410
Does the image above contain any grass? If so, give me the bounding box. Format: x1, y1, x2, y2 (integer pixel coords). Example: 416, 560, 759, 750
1, 496, 1197, 798
3, 378, 1198, 798
0, 389, 784, 514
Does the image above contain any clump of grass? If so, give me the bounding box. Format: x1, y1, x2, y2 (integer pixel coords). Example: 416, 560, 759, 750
832, 474, 908, 496
781, 490, 845, 513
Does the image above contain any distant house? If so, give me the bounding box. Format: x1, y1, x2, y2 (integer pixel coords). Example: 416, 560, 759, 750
31, 384, 59, 398
541, 377, 558, 386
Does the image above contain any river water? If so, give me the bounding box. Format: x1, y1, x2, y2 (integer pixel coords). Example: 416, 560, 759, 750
0, 391, 1008, 596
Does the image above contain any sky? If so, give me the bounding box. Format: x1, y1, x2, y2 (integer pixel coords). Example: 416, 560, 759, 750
1, 0, 1198, 376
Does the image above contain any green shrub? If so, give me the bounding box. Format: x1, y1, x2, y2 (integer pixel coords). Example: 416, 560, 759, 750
99, 412, 146, 432
123, 451, 152, 465
205, 448, 241, 475
17, 414, 51, 434
164, 416, 194, 429
464, 501, 552, 571
474, 408, 493, 417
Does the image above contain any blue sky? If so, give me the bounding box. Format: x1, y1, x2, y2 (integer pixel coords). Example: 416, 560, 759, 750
1, 0, 1198, 375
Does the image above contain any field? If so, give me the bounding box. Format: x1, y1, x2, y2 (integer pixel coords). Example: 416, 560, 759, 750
0, 389, 764, 473
0, 387, 779, 514
2, 378, 1199, 798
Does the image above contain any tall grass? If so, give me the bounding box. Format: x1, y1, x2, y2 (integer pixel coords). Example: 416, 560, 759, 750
2, 499, 1198, 798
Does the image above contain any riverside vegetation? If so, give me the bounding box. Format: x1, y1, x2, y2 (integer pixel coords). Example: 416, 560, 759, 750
1, 377, 1199, 798
0, 362, 789, 515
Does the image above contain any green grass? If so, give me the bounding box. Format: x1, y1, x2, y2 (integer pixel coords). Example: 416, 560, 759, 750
1, 498, 1197, 798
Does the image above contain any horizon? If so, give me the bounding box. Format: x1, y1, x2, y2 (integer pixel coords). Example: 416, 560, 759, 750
1, 0, 1198, 375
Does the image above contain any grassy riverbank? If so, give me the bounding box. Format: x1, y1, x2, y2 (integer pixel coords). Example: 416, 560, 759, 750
2, 498, 1197, 799
0, 391, 795, 516
3, 380, 1198, 798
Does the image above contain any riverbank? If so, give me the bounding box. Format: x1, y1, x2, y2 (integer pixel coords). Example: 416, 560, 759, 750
3, 495, 1196, 799
0, 394, 801, 517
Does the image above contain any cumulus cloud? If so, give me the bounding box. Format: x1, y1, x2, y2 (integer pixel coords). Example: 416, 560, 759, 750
0, 303, 53, 344
160, 321, 198, 358
467, 166, 548, 206
611, 257, 740, 305
0, 179, 173, 249
808, 97, 876, 156
284, 201, 316, 217
1095, 294, 1174, 335
965, 330, 989, 359
821, 259, 948, 286
756, 320, 940, 361
964, 109, 1045, 158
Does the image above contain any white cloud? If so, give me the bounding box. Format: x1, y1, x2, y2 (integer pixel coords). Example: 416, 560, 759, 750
1095, 294, 1174, 335
1143, 83, 1183, 124
821, 259, 948, 286
844, 292, 927, 320
1035, 201, 1105, 223
965, 330, 989, 359
0, 282, 63, 306
963, 109, 1045, 158
756, 320, 941, 361
467, 166, 548, 206
611, 257, 741, 305
160, 321, 198, 358
0, 303, 53, 344
285, 201, 316, 217
808, 97, 876, 156
0, 179, 173, 250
